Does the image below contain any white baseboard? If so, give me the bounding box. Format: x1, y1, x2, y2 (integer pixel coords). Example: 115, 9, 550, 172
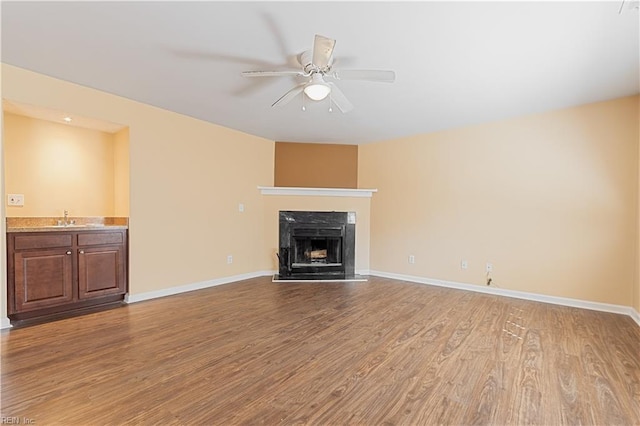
5, 270, 637, 328
125, 268, 370, 304
630, 308, 640, 327
1, 316, 12, 330
125, 270, 274, 304
369, 270, 640, 326
118, 267, 640, 329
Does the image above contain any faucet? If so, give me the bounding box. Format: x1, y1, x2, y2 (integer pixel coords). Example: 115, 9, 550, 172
58, 210, 75, 226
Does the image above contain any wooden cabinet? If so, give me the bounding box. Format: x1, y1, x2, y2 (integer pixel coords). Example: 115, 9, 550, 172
7, 229, 128, 325
14, 248, 74, 312
78, 248, 124, 299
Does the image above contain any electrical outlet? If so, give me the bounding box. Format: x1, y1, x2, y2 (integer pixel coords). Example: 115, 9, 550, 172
486, 262, 493, 273
227, 255, 233, 264
7, 194, 24, 206
461, 259, 468, 270
408, 255, 415, 264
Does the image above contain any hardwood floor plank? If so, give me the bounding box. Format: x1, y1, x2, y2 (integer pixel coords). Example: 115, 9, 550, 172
555, 351, 595, 424
2, 276, 639, 425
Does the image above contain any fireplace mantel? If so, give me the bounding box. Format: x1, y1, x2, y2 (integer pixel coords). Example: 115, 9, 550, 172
258, 186, 377, 198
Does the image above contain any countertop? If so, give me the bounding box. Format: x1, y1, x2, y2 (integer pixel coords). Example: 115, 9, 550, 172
7, 225, 128, 233
6, 217, 129, 233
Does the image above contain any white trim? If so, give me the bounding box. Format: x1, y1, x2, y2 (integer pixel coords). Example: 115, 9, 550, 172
1, 317, 12, 330
258, 186, 377, 198
124, 268, 372, 304
369, 270, 640, 325
125, 271, 273, 304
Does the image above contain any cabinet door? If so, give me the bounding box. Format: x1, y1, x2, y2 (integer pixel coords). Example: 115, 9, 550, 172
78, 245, 125, 299
14, 248, 74, 313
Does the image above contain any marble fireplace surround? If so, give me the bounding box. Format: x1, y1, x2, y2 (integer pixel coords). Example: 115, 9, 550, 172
277, 210, 355, 280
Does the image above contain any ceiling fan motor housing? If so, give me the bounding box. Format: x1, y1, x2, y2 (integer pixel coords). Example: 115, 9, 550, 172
300, 50, 332, 74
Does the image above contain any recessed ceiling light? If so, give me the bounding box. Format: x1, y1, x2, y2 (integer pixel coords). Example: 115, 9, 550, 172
63, 116, 72, 123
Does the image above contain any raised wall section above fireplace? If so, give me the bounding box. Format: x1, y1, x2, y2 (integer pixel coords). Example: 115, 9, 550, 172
274, 142, 358, 189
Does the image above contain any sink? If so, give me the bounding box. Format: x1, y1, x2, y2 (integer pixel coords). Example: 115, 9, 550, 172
44, 224, 88, 228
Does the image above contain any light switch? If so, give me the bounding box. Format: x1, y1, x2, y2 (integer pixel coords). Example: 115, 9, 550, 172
238, 203, 245, 213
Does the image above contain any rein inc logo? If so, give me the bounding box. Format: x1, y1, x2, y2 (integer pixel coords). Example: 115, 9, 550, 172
1, 417, 35, 425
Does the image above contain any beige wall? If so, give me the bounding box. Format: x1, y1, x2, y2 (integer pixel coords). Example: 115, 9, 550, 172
4, 113, 117, 217
637, 95, 640, 313
262, 195, 371, 273
360, 96, 639, 307
113, 127, 130, 216
1, 63, 637, 320
2, 64, 274, 297
1, 94, 6, 323
274, 142, 358, 188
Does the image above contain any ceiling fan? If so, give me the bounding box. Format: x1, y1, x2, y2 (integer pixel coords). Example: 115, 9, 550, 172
241, 34, 396, 113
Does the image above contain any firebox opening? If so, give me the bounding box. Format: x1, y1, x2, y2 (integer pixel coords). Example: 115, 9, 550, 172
292, 236, 342, 267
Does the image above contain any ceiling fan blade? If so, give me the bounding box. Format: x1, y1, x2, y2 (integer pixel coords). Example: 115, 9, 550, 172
312, 35, 336, 68
242, 70, 305, 78
328, 69, 396, 82
327, 83, 354, 113
272, 83, 305, 107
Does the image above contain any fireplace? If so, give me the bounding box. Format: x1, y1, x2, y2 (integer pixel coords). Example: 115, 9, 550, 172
277, 211, 355, 280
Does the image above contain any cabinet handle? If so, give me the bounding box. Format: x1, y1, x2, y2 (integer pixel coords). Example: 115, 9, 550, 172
66, 251, 72, 255
79, 250, 85, 254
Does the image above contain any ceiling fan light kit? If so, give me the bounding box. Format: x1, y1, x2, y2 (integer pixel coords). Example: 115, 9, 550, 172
303, 74, 331, 101
242, 34, 395, 112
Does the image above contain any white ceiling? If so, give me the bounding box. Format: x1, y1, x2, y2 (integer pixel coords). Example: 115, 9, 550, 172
1, 1, 638, 145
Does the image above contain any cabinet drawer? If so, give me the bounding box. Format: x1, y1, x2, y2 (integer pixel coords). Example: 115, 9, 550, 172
78, 232, 124, 247
14, 234, 73, 250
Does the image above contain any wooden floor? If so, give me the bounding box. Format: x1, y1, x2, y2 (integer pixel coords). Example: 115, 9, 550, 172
2, 276, 639, 425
